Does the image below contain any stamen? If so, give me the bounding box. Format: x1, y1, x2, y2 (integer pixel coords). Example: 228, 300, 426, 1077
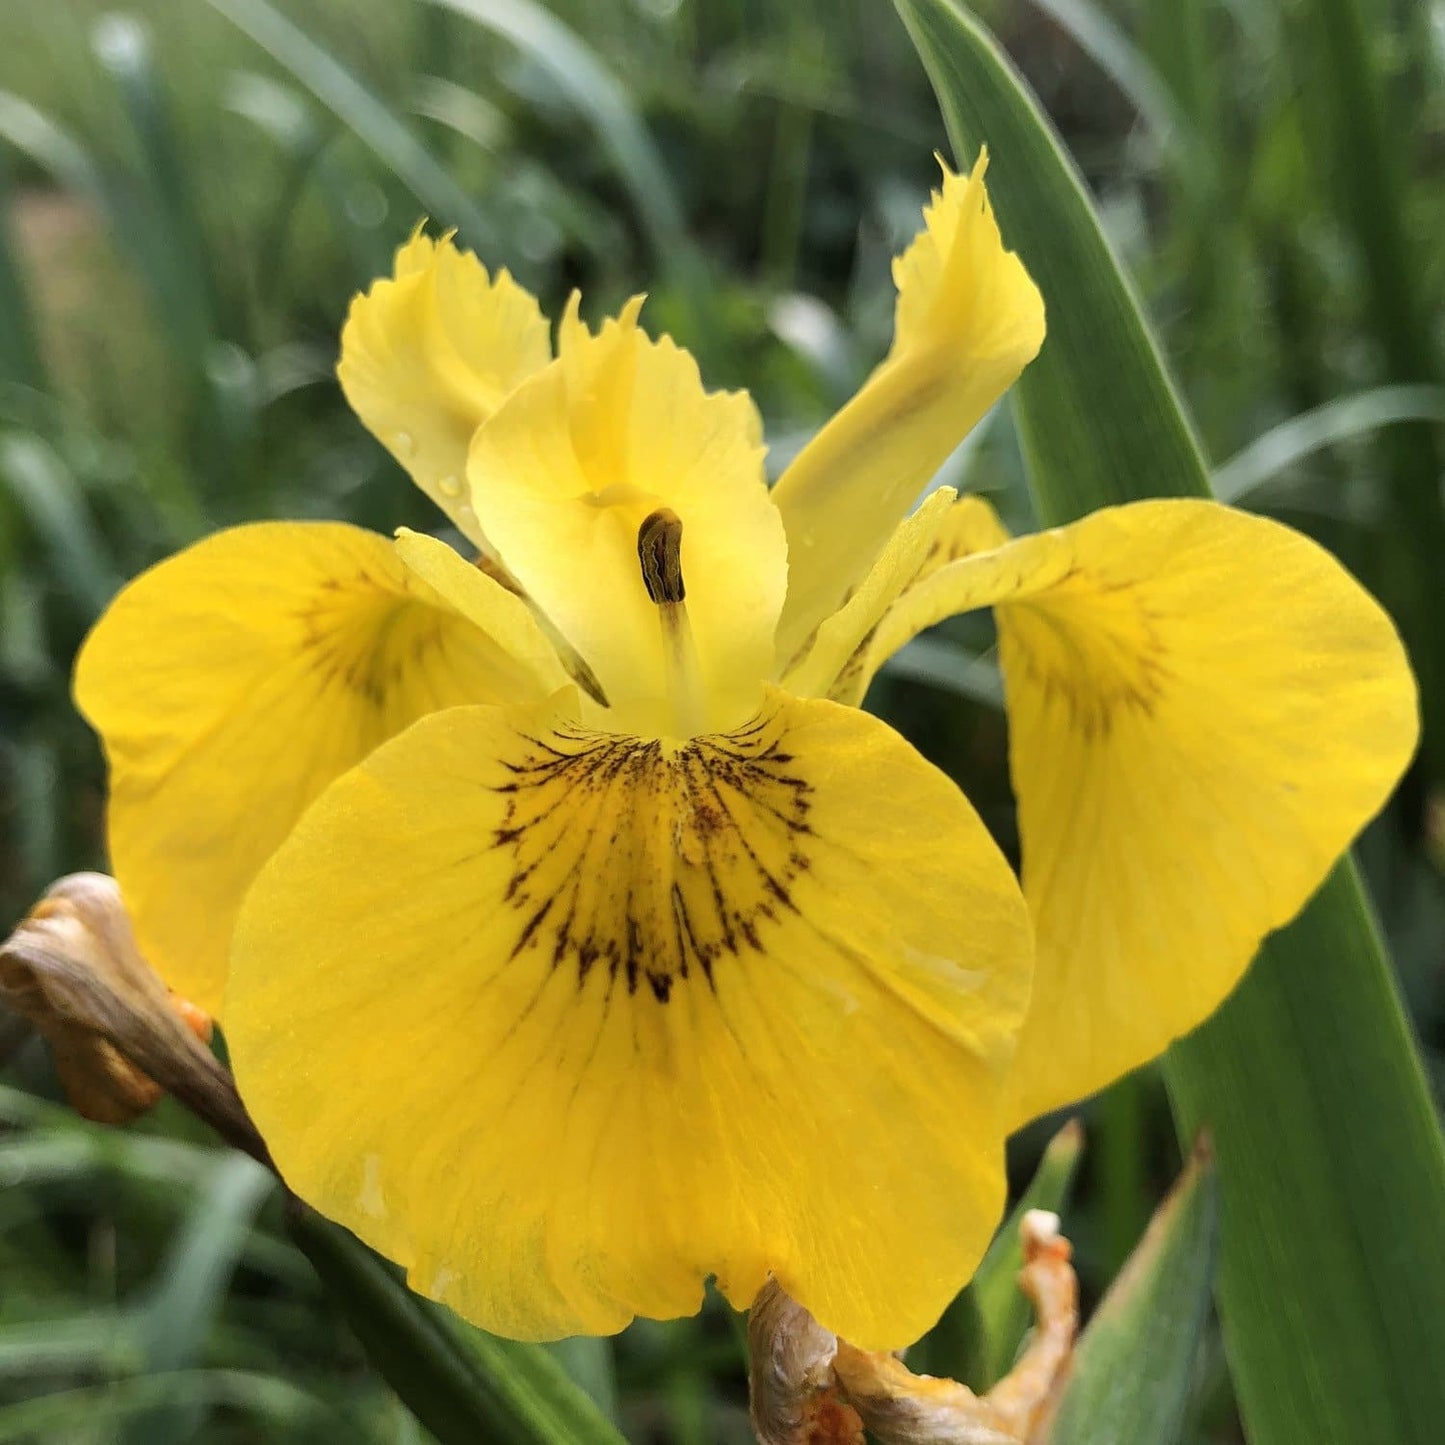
637, 509, 706, 736
638, 508, 686, 605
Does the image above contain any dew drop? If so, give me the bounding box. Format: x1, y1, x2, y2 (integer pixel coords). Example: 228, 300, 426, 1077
437, 474, 462, 499
392, 431, 415, 459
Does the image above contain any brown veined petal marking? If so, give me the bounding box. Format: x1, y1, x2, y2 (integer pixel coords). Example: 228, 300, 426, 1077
226, 688, 1033, 1351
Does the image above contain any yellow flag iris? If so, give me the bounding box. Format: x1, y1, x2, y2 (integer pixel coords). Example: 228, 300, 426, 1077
73, 152, 1416, 1350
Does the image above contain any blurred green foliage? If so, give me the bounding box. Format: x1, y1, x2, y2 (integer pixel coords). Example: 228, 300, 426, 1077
0, 0, 1440, 1440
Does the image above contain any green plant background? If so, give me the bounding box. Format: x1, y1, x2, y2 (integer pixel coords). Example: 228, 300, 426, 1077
0, 1, 1440, 1440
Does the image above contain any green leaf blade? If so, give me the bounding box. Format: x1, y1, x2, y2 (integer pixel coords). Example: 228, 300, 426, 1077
910, 1119, 1083, 1389
286, 1204, 626, 1445
1167, 866, 1445, 1445
1049, 1138, 1218, 1445
971, 1118, 1083, 1388
204, 0, 508, 262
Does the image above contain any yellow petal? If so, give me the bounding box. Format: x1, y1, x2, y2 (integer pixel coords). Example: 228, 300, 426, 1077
338, 231, 552, 545
918, 491, 1014, 565
784, 491, 1014, 705
466, 297, 787, 734
1004, 505, 1417, 1122
226, 688, 1032, 1350
770, 153, 1045, 667
862, 499, 1418, 1123
73, 521, 557, 1015
865, 502, 1069, 677
782, 487, 958, 703
391, 528, 573, 694
814, 491, 1017, 705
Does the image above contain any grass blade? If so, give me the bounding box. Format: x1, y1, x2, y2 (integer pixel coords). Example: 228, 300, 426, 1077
204, 0, 508, 261
881, 638, 1004, 709
426, 0, 711, 343
0, 431, 120, 613
970, 1119, 1083, 1388
425, 0, 689, 266
0, 92, 108, 208
1025, 0, 1197, 171
287, 1203, 626, 1445
1048, 1138, 1218, 1445
0, 1315, 136, 1377
127, 1153, 276, 1445
223, 70, 392, 287
0, 153, 46, 392
92, 15, 218, 363
1289, 0, 1445, 783
891, 4, 1445, 1442
0, 1372, 328, 1442
908, 1120, 1083, 1388
1215, 384, 1445, 502
545, 1339, 619, 1425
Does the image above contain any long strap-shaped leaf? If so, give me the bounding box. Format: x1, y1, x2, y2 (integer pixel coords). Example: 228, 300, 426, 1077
1049, 1138, 1219, 1445
288, 1204, 626, 1445
892, 3, 1445, 1441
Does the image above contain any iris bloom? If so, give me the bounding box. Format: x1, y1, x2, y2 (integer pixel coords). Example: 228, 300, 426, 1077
75, 155, 1416, 1350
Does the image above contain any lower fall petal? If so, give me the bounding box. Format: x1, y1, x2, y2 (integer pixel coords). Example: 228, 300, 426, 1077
999, 502, 1417, 1123
226, 689, 1033, 1350
862, 498, 1418, 1125
73, 521, 553, 1015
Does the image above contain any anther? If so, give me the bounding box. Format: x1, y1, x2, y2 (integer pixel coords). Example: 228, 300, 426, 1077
636, 507, 704, 734
638, 508, 686, 605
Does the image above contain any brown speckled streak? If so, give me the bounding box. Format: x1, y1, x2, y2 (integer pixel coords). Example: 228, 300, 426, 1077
489, 714, 814, 1006
297, 576, 450, 710
1001, 565, 1173, 741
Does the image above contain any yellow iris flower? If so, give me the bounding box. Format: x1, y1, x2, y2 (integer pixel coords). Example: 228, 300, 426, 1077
73, 154, 1416, 1351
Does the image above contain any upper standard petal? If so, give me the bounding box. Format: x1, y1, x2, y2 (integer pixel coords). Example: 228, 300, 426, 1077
338, 231, 552, 547
226, 688, 1032, 1351
769, 153, 1044, 670
466, 298, 788, 736
72, 521, 560, 1015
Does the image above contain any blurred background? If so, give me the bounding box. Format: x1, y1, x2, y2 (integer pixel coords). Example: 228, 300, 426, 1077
0, 0, 1440, 1440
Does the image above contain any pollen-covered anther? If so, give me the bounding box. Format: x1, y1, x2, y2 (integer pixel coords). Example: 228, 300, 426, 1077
638, 506, 687, 605
638, 507, 708, 735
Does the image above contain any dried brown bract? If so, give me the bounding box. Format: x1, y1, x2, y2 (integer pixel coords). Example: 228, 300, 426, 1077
0, 873, 267, 1161
749, 1211, 1077, 1445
